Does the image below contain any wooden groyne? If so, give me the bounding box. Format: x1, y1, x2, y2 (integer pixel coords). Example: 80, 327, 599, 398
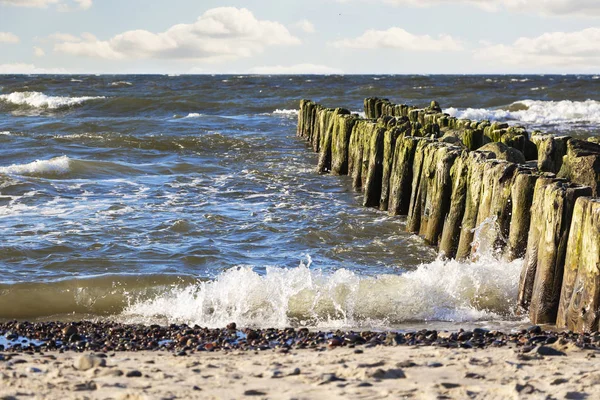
297, 98, 600, 332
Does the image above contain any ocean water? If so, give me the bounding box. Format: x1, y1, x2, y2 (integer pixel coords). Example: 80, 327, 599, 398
0, 74, 598, 330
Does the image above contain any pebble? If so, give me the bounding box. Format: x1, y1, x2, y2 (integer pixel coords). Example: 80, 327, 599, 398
74, 354, 106, 371
537, 346, 566, 356
441, 382, 461, 389
244, 389, 267, 396
126, 370, 142, 378
370, 368, 406, 379
0, 321, 596, 355
319, 373, 345, 384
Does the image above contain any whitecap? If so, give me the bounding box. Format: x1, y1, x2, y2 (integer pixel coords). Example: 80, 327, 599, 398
0, 91, 105, 109
120, 251, 522, 329
445, 99, 600, 125
110, 81, 133, 87
0, 156, 70, 176
183, 113, 203, 119
273, 109, 299, 117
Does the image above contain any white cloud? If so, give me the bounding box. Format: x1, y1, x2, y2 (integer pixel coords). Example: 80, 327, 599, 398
380, 0, 600, 16
333, 27, 463, 52
249, 63, 343, 74
294, 19, 316, 34
0, 0, 92, 9
33, 46, 45, 57
475, 28, 600, 69
0, 32, 20, 43
0, 63, 67, 74
52, 7, 300, 62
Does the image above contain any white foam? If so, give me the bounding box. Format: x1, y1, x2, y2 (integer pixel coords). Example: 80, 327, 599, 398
120, 253, 522, 329
0, 91, 104, 109
183, 113, 203, 119
445, 99, 600, 125
0, 131, 10, 136
273, 109, 299, 117
0, 156, 70, 176
70, 79, 83, 83
110, 81, 133, 87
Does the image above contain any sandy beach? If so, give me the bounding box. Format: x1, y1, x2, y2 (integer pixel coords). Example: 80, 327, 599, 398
1, 340, 598, 399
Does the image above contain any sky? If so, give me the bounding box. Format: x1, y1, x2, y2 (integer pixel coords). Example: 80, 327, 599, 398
0, 0, 599, 74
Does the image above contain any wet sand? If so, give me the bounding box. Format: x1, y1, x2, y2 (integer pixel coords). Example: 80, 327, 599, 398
1, 341, 599, 399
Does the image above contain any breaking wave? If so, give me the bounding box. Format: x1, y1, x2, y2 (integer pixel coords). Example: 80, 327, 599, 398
0, 156, 71, 177
445, 99, 600, 125
0, 91, 105, 109
119, 254, 523, 329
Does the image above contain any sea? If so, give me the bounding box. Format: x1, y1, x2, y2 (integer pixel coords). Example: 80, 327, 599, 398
0, 74, 598, 331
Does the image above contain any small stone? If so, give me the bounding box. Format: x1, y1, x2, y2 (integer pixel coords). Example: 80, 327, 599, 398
473, 328, 489, 335
126, 370, 142, 378
357, 382, 373, 387
289, 368, 301, 376
328, 337, 343, 347
193, 386, 202, 391
536, 346, 566, 356
550, 378, 568, 385
370, 368, 406, 379
441, 382, 461, 389
73, 381, 97, 391
74, 355, 106, 371
396, 360, 417, 368
527, 325, 542, 335
515, 383, 536, 394
270, 370, 283, 379
345, 334, 366, 344
457, 331, 473, 341
244, 390, 267, 396
226, 322, 236, 330
62, 325, 78, 337
427, 362, 443, 368
27, 367, 42, 374
246, 330, 259, 341
319, 373, 345, 384
565, 392, 588, 400
465, 372, 485, 380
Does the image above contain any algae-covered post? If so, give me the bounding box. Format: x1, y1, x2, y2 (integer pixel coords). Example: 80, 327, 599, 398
298, 97, 600, 332
557, 198, 600, 332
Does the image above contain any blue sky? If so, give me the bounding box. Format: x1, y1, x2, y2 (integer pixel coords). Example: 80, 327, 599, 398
0, 0, 598, 74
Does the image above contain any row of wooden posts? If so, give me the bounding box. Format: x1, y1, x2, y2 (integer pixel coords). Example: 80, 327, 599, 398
297, 97, 600, 332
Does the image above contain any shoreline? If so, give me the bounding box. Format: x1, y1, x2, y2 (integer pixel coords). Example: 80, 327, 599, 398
2, 322, 600, 398
1, 339, 598, 399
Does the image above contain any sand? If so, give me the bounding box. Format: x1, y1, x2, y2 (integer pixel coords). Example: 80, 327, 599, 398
1, 343, 598, 400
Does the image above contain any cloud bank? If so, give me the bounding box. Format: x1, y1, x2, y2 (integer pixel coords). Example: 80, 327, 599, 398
0, 32, 19, 43
475, 27, 600, 69
333, 27, 463, 52
52, 7, 300, 62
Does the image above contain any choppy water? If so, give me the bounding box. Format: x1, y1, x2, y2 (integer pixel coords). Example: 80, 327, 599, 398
1, 74, 598, 329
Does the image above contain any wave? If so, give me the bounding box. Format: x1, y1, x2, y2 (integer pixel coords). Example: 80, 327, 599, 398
445, 99, 600, 125
273, 109, 299, 117
110, 81, 133, 87
182, 113, 203, 119
0, 91, 105, 109
0, 156, 71, 177
0, 156, 170, 179
119, 254, 523, 329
